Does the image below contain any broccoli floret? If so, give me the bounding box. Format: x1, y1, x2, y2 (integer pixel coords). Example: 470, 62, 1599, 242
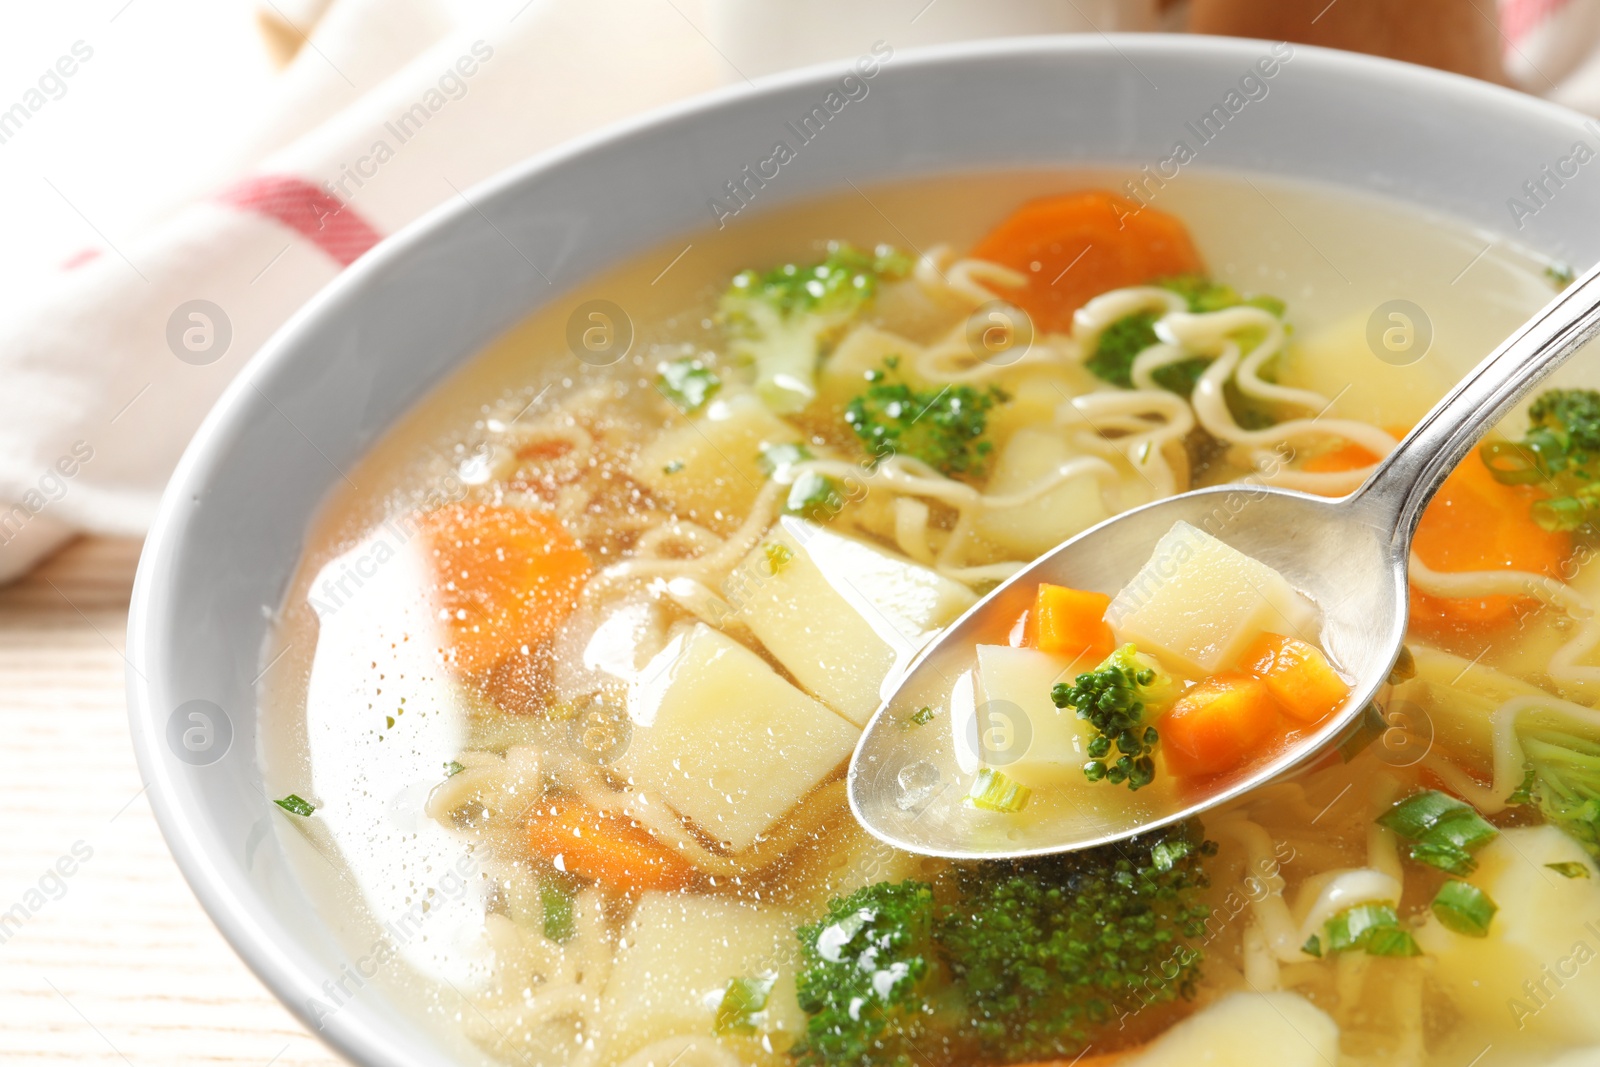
938, 821, 1216, 1062
1480, 388, 1600, 531
656, 356, 721, 414
1050, 644, 1177, 791
1513, 725, 1600, 858
792, 880, 940, 1067
792, 823, 1217, 1067
718, 242, 912, 414
845, 357, 1007, 478
1085, 276, 1285, 419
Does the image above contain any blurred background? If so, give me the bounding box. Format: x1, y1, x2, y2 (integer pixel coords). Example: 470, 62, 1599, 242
0, 1, 1596, 1064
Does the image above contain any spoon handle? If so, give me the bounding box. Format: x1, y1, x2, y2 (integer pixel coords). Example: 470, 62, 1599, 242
1350, 258, 1600, 546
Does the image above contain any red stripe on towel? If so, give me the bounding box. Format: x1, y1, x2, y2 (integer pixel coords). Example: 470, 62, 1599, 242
216, 175, 382, 267
1500, 0, 1573, 42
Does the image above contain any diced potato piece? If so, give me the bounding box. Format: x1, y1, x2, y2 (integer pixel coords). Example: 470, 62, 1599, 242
602, 892, 806, 1060
621, 623, 858, 850
1106, 521, 1315, 676
1126, 992, 1339, 1066
1417, 827, 1600, 1045
975, 426, 1109, 558
735, 518, 977, 726
974, 644, 1096, 790
817, 324, 932, 408
984, 367, 1091, 448
632, 392, 801, 531
1278, 313, 1450, 428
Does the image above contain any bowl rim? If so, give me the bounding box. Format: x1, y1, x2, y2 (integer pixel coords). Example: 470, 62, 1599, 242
125, 31, 1599, 1067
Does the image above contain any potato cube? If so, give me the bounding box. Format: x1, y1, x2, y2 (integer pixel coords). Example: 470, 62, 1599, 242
975, 426, 1109, 558
817, 324, 933, 408
1130, 992, 1338, 1066
1106, 521, 1315, 676
734, 518, 977, 725
632, 392, 801, 531
1416, 826, 1600, 1044
973, 644, 1097, 790
602, 892, 806, 1060
621, 623, 858, 851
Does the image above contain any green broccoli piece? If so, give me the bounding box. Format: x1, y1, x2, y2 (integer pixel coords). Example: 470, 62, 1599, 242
792, 880, 939, 1067
845, 357, 1007, 478
1512, 725, 1600, 858
1050, 644, 1176, 791
937, 820, 1215, 1063
1480, 388, 1600, 531
791, 823, 1217, 1067
1084, 276, 1285, 393
656, 356, 721, 414
718, 242, 912, 414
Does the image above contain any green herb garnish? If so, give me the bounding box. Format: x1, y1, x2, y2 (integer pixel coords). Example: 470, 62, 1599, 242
274, 794, 316, 817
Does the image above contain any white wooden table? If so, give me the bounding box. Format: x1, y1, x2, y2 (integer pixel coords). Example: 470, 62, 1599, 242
0, 537, 343, 1066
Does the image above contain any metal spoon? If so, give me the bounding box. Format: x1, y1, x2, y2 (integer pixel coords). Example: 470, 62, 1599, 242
848, 259, 1600, 860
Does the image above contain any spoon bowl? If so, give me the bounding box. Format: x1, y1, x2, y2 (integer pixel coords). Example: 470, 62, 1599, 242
849, 257, 1600, 860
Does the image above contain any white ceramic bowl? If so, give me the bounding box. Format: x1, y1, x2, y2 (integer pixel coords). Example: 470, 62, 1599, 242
126, 35, 1600, 1067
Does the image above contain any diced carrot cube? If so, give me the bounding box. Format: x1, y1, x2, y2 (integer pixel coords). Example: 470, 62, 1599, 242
1159, 672, 1281, 777
1238, 632, 1349, 725
1031, 584, 1114, 661
420, 503, 592, 675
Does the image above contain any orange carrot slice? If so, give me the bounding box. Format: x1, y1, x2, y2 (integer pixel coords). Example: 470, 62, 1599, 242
420, 503, 592, 675
1031, 584, 1115, 661
1408, 450, 1570, 638
526, 802, 700, 894
970, 191, 1204, 333
1238, 632, 1349, 725
1302, 440, 1379, 478
1159, 672, 1282, 777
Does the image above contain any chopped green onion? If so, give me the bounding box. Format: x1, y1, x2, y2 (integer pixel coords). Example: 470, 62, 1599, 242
964, 768, 1032, 813
274, 794, 316, 817
1533, 495, 1590, 532
1386, 645, 1416, 686
662, 460, 685, 474
1337, 703, 1388, 763
1301, 934, 1322, 958
1547, 861, 1592, 879
1508, 766, 1536, 807
714, 972, 778, 1035
1378, 789, 1498, 873
783, 470, 844, 522
1407, 841, 1478, 876
1324, 902, 1402, 954
1321, 902, 1419, 957
1377, 790, 1473, 838
1364, 925, 1423, 957
909, 705, 937, 726
1480, 440, 1546, 486
1431, 880, 1496, 937
541, 878, 576, 943
757, 441, 813, 477
444, 760, 465, 778
1426, 811, 1498, 850
657, 357, 721, 414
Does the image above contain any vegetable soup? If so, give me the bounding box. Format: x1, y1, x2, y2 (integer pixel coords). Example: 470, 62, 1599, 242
262, 171, 1600, 1067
